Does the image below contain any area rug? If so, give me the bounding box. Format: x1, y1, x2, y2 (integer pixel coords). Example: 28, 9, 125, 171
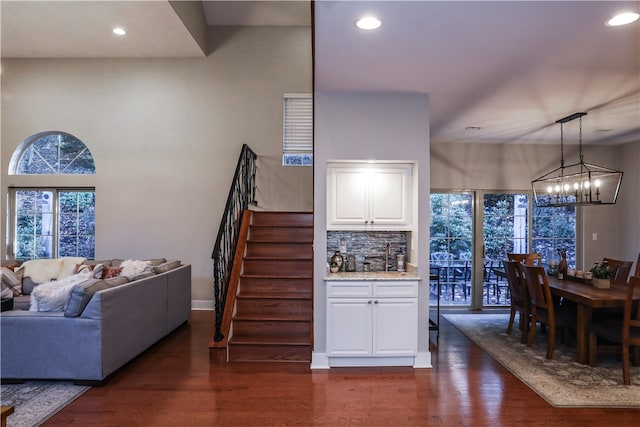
443, 313, 640, 408
0, 381, 89, 426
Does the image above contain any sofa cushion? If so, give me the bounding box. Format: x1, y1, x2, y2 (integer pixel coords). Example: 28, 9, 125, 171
104, 276, 129, 287
64, 278, 109, 317
153, 260, 181, 274
1, 266, 24, 296
21, 276, 39, 295
11, 294, 31, 310
30, 270, 94, 312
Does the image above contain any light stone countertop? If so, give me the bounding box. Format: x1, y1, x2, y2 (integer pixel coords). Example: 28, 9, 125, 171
324, 270, 421, 281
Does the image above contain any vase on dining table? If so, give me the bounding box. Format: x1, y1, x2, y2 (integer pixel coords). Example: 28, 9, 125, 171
592, 278, 611, 289
557, 248, 568, 277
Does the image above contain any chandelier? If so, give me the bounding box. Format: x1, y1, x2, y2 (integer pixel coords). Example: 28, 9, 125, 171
532, 112, 623, 208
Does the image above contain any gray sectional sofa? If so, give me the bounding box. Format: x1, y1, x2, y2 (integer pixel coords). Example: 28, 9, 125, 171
1, 261, 191, 385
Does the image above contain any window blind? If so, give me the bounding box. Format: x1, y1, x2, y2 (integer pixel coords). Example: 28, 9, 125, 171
283, 94, 313, 153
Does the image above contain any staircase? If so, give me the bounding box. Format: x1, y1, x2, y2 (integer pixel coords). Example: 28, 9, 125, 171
227, 211, 313, 362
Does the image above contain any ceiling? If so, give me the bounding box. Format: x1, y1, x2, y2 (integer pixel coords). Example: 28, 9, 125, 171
2, 1, 639, 146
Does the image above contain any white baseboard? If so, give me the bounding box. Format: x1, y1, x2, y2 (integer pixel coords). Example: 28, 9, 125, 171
191, 300, 215, 310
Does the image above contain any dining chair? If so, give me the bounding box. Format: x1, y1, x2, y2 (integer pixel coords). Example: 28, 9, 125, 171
635, 253, 640, 277
503, 260, 530, 343
521, 265, 574, 359
588, 275, 640, 385
602, 258, 634, 284
508, 253, 541, 267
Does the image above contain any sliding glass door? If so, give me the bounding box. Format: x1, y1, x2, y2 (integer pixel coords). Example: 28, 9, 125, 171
430, 191, 577, 308
482, 193, 529, 306
429, 192, 473, 307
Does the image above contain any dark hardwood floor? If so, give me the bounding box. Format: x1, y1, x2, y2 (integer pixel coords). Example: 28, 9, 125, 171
46, 310, 638, 426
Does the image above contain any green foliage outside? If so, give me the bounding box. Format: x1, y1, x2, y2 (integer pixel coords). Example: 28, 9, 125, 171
14, 190, 95, 260
17, 133, 95, 175
430, 193, 576, 266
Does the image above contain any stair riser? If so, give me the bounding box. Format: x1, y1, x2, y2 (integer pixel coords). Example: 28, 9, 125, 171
245, 242, 312, 259
248, 227, 313, 242
243, 259, 312, 276
251, 212, 313, 227
233, 320, 311, 338
239, 277, 312, 296
228, 344, 311, 362
236, 298, 311, 317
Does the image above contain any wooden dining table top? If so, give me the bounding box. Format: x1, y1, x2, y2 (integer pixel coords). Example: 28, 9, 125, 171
546, 275, 640, 308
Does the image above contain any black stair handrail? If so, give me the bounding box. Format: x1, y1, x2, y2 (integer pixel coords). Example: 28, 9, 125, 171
211, 144, 257, 342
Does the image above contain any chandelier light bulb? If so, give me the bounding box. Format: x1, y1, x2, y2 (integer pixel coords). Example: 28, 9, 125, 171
356, 16, 382, 30
607, 12, 640, 26
595, 179, 601, 187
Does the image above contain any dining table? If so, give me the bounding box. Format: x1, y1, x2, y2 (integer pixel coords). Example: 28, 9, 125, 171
546, 275, 640, 365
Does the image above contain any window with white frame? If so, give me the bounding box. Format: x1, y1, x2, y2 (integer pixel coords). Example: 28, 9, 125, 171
282, 94, 313, 166
8, 131, 96, 260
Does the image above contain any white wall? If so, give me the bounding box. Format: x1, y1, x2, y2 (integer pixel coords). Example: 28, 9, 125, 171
1, 26, 312, 303
313, 91, 430, 366
430, 141, 638, 270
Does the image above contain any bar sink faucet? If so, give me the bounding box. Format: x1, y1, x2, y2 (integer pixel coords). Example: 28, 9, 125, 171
385, 243, 391, 272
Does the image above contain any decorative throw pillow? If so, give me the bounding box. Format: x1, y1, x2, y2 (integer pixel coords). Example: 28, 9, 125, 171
103, 265, 123, 279
1, 266, 23, 296
1, 283, 14, 299
153, 260, 181, 274
76, 263, 104, 279
119, 259, 152, 279
30, 270, 93, 312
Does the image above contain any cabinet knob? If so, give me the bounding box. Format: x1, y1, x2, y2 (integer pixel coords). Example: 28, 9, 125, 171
371, 220, 374, 224
368, 300, 372, 304
374, 300, 379, 304
365, 220, 369, 224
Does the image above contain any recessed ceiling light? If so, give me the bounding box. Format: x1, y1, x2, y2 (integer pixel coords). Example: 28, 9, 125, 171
113, 27, 126, 36
356, 16, 382, 30
606, 12, 639, 26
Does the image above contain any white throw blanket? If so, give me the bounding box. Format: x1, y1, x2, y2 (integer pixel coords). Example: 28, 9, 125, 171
30, 270, 94, 312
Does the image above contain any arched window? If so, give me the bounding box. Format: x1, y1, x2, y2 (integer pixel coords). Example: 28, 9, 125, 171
9, 131, 95, 175
8, 131, 96, 260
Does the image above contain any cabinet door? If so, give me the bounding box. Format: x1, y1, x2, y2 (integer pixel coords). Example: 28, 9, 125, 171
327, 168, 369, 229
373, 298, 418, 356
327, 299, 372, 356
369, 167, 412, 229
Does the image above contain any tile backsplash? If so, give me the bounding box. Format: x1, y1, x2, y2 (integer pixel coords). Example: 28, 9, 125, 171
327, 231, 408, 272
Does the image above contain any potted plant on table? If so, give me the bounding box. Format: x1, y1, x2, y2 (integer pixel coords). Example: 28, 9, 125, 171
590, 261, 612, 289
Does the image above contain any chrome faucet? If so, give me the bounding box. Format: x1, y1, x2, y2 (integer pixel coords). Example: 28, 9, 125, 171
385, 243, 391, 272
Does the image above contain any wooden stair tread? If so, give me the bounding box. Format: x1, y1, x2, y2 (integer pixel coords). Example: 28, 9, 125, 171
243, 256, 313, 261
240, 274, 312, 279
234, 313, 311, 321
230, 336, 311, 346
237, 292, 311, 299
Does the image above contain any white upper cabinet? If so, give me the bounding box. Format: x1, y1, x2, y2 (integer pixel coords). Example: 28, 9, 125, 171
327, 162, 412, 230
